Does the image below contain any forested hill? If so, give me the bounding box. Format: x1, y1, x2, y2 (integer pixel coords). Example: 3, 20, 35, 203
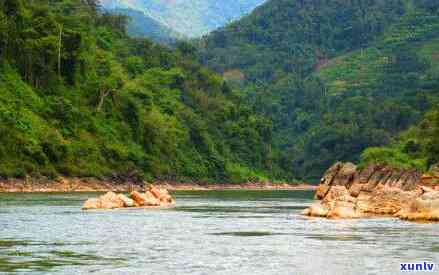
100, 0, 267, 37
199, 0, 439, 180
106, 8, 183, 44
0, 0, 275, 183
2, 0, 439, 184
200, 0, 406, 81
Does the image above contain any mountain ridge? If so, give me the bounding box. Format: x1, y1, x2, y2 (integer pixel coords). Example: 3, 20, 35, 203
100, 0, 267, 37
108, 7, 184, 43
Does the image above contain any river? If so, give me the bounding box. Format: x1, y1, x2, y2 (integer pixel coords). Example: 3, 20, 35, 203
0, 190, 438, 274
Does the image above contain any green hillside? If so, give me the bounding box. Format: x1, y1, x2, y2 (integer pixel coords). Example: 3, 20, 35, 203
2, 0, 438, 183
0, 0, 275, 183
110, 8, 183, 44
200, 0, 406, 81
359, 109, 439, 172
199, 0, 439, 180
100, 0, 267, 37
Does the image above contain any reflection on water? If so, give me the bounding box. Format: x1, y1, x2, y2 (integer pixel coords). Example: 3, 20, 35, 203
0, 190, 438, 274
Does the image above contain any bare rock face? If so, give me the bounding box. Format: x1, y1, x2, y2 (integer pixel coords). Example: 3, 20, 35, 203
396, 187, 439, 221
315, 162, 343, 199
302, 163, 439, 221
82, 185, 175, 210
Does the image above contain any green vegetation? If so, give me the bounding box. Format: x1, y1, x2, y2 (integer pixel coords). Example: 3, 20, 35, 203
0, 0, 276, 183
360, 110, 439, 171
199, 0, 439, 180
2, 0, 439, 183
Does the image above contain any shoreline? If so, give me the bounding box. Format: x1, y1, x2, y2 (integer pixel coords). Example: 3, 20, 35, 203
0, 177, 317, 193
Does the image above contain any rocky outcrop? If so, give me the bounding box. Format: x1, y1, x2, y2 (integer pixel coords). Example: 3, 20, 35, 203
420, 164, 439, 190
396, 187, 439, 221
82, 185, 175, 210
82, 192, 130, 210
303, 162, 439, 221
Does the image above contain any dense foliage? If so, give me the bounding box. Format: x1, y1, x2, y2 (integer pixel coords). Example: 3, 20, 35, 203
199, 0, 439, 180
360, 110, 439, 171
200, 0, 409, 81
0, 0, 275, 183
2, 0, 439, 183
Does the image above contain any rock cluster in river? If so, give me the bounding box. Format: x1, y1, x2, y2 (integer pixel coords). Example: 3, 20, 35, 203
82, 185, 175, 210
302, 162, 439, 221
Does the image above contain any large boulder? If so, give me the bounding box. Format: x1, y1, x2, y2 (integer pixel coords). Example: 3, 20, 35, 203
151, 186, 175, 205
82, 192, 125, 210
82, 198, 102, 210
315, 162, 343, 199
100, 192, 125, 209
117, 194, 135, 207
302, 163, 439, 221
130, 191, 160, 206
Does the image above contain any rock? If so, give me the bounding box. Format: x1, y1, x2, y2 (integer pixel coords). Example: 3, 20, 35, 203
315, 184, 331, 200
356, 186, 419, 215
82, 198, 101, 210
82, 192, 124, 210
302, 202, 329, 217
130, 191, 160, 206
302, 162, 439, 222
82, 186, 175, 210
332, 162, 357, 188
327, 201, 359, 219
146, 185, 175, 206
396, 190, 439, 221
421, 164, 439, 187
130, 191, 145, 206
358, 164, 380, 183
301, 208, 311, 216
117, 194, 135, 207
315, 162, 343, 199
322, 186, 359, 219
348, 182, 362, 197
143, 191, 161, 206
100, 192, 125, 209
157, 188, 175, 205
149, 185, 162, 199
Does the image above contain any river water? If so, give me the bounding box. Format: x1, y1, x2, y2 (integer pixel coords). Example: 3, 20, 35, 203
0, 190, 438, 274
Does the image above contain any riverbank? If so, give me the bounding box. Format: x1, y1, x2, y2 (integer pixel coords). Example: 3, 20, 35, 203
0, 177, 316, 193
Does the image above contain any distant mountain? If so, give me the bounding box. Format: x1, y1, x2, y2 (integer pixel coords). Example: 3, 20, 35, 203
111, 8, 183, 43
100, 0, 266, 37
